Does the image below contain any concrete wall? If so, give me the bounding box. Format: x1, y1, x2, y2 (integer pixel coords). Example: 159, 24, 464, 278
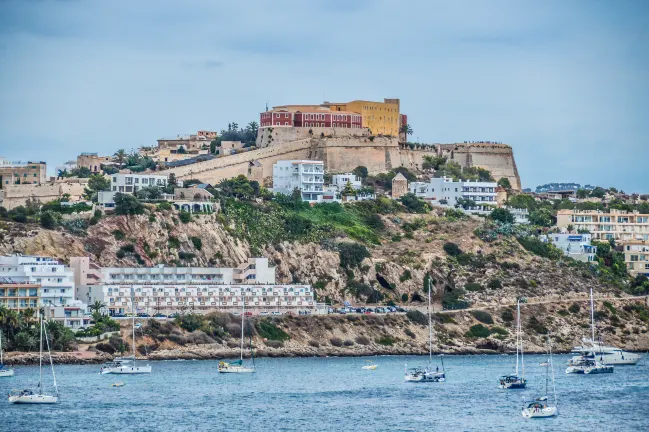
0, 179, 89, 209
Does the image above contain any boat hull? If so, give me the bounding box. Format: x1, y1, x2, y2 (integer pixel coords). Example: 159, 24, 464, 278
362, 365, 377, 370
500, 381, 527, 389
8, 394, 58, 404
522, 406, 557, 418
571, 353, 641, 366
0, 369, 14, 377
101, 365, 152, 374
565, 365, 614, 374
218, 366, 255, 373
405, 373, 445, 383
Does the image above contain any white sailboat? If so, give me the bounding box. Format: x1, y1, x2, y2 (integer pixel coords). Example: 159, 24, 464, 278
522, 337, 558, 418
499, 300, 526, 389
566, 288, 614, 375
219, 296, 256, 374
101, 288, 151, 375
0, 330, 15, 377
8, 315, 59, 404
405, 278, 445, 383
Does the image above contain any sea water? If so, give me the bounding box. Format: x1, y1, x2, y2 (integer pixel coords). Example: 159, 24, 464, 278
1, 354, 647, 431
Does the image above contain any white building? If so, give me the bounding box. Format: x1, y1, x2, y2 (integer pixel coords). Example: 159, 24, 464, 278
546, 233, 598, 263
44, 304, 91, 330
409, 177, 497, 214
331, 173, 362, 191
71, 257, 319, 315
272, 160, 324, 203
98, 172, 169, 207
506, 207, 530, 224
0, 255, 76, 307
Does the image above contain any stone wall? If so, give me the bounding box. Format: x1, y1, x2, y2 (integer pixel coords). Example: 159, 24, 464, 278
256, 126, 370, 148
0, 179, 89, 209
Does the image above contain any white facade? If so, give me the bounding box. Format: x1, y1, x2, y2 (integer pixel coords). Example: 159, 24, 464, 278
547, 233, 598, 263
44, 304, 91, 330
506, 207, 530, 224
410, 177, 497, 214
272, 160, 324, 203
624, 241, 649, 277
110, 173, 168, 194
0, 255, 76, 307
331, 173, 362, 191
320, 185, 376, 204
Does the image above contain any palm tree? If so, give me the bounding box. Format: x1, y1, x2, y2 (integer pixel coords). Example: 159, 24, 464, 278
400, 124, 413, 142
89, 300, 106, 315
20, 308, 36, 324
114, 149, 127, 166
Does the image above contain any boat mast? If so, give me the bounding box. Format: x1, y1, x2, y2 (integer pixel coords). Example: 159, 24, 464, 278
131, 287, 136, 364
590, 288, 596, 346
43, 317, 59, 397
39, 315, 43, 395
1, 330, 3, 365
550, 338, 557, 407
240, 292, 245, 362
428, 277, 432, 365
519, 301, 525, 379
515, 301, 519, 377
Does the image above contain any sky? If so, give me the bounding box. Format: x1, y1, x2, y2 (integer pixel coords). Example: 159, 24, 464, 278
0, 0, 648, 192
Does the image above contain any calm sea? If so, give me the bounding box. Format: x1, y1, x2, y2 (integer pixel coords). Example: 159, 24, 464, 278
1, 354, 647, 431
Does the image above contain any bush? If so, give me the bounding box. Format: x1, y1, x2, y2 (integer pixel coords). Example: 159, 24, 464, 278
256, 320, 290, 341
568, 303, 581, 314
465, 324, 491, 338
178, 251, 196, 261
347, 280, 373, 298
343, 339, 355, 347
338, 242, 370, 269
443, 242, 462, 256
330, 337, 344, 347
265, 340, 284, 348
501, 309, 514, 322
401, 293, 409, 302
465, 282, 483, 292
308, 340, 320, 348
190, 236, 202, 250
517, 236, 564, 260
376, 336, 395, 346
112, 230, 125, 240
157, 201, 172, 211
116, 249, 126, 259
490, 326, 509, 336
355, 335, 371, 345
435, 313, 456, 324
114, 192, 144, 215
399, 193, 429, 213
168, 236, 180, 249
487, 279, 503, 289
471, 310, 494, 324
399, 270, 412, 282
406, 309, 428, 326
178, 210, 191, 223
489, 208, 514, 224
40, 211, 57, 229
528, 316, 549, 334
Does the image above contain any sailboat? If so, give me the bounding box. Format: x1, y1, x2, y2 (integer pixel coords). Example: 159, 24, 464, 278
362, 360, 378, 370
499, 300, 526, 389
8, 314, 59, 404
0, 330, 15, 377
565, 288, 614, 375
522, 337, 558, 418
218, 295, 256, 373
100, 288, 152, 374
405, 278, 445, 383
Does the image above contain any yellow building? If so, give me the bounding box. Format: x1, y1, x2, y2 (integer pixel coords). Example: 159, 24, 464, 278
0, 158, 47, 188
623, 241, 649, 277
556, 209, 649, 242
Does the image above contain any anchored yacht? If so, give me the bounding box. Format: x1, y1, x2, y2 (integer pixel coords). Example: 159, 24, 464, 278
570, 343, 641, 365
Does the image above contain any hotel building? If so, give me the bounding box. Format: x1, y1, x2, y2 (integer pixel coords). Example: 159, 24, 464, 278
623, 241, 649, 277
410, 177, 497, 214
0, 281, 40, 310
556, 209, 649, 242
272, 160, 324, 203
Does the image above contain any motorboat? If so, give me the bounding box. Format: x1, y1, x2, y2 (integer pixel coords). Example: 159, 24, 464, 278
0, 331, 14, 378
569, 343, 641, 365
362, 361, 378, 370
111, 382, 125, 387
8, 315, 59, 404
522, 397, 558, 418
405, 277, 445, 382
499, 300, 526, 389
218, 295, 255, 374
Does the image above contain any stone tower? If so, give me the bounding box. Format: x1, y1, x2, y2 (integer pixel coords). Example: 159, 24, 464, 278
391, 173, 408, 199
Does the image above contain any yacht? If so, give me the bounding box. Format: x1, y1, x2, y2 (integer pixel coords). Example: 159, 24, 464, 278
569, 343, 641, 365
522, 337, 558, 418
218, 297, 256, 374
499, 300, 526, 389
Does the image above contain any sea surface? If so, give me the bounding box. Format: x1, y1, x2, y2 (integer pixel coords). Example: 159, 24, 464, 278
1, 354, 647, 431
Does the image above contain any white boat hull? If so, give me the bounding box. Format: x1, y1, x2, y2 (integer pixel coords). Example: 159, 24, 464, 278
218, 366, 255, 373
101, 365, 152, 374
0, 369, 14, 377
405, 372, 445, 383
362, 365, 377, 370
570, 353, 641, 365
8, 394, 58, 404
565, 364, 614, 374
522, 406, 557, 418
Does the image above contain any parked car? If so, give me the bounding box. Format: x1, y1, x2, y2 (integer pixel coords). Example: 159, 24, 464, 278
284, 311, 294, 316
244, 311, 253, 316
137, 313, 150, 318
271, 311, 281, 316
153, 313, 166, 318
113, 313, 126, 318
260, 311, 269, 316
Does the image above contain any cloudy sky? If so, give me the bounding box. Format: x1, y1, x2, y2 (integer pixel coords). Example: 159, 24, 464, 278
1, 0, 647, 191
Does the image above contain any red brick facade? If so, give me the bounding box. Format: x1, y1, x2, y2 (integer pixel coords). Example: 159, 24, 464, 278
260, 110, 362, 129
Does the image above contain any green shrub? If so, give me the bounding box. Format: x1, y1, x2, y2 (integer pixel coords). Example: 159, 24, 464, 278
557, 309, 569, 317
190, 236, 202, 250
376, 336, 395, 346
501, 309, 514, 322
256, 319, 290, 341
157, 201, 173, 211
168, 236, 180, 249
490, 326, 509, 336
338, 242, 370, 268
603, 301, 617, 315
40, 211, 57, 229
116, 249, 126, 259
112, 230, 125, 240
517, 236, 564, 260
443, 242, 462, 256
401, 293, 409, 302
406, 309, 427, 326
465, 324, 490, 338
435, 313, 456, 324
355, 335, 371, 345
114, 193, 144, 215
179, 210, 192, 223
489, 208, 514, 224
347, 280, 373, 297
399, 270, 412, 282
568, 303, 580, 314
120, 244, 135, 254
443, 288, 470, 309
465, 282, 483, 292
487, 279, 503, 289
528, 316, 549, 334
471, 310, 494, 324
329, 337, 344, 347
178, 251, 196, 261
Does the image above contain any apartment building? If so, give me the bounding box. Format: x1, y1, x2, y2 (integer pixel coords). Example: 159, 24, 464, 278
556, 209, 649, 242
0, 158, 47, 188
272, 160, 324, 203
71, 257, 317, 314
0, 255, 76, 307
98, 172, 169, 207
44, 305, 91, 329
0, 281, 40, 310
546, 233, 598, 263
410, 177, 497, 214
623, 241, 649, 277
331, 173, 362, 191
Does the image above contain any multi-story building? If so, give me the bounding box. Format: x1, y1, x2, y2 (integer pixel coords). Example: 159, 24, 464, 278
0, 158, 47, 188
44, 305, 91, 330
506, 207, 530, 224
0, 255, 76, 307
98, 172, 170, 207
260, 98, 404, 136
556, 209, 649, 242
331, 173, 362, 191
623, 241, 649, 277
0, 280, 40, 310
156, 131, 217, 152
76, 153, 112, 174
546, 233, 598, 263
410, 177, 497, 214
71, 257, 318, 315
272, 160, 324, 203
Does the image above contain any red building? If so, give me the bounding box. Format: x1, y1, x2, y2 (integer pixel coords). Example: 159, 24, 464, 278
260, 110, 362, 129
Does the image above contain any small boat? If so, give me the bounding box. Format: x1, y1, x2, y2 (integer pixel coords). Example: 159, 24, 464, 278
219, 296, 255, 374
565, 288, 614, 375
362, 361, 377, 370
111, 382, 125, 387
405, 277, 445, 383
0, 331, 14, 378
499, 300, 526, 389
8, 315, 59, 404
522, 337, 558, 418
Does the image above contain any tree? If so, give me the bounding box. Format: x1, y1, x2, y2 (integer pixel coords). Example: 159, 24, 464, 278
497, 177, 512, 190
341, 181, 356, 197
489, 207, 515, 224
83, 174, 111, 201
40, 211, 57, 229
247, 121, 259, 138
507, 194, 536, 212
135, 186, 162, 200
590, 187, 606, 198
113, 149, 127, 166
422, 155, 447, 171
400, 123, 413, 141
114, 193, 144, 215
576, 189, 589, 199
352, 166, 368, 180
529, 208, 553, 227
399, 193, 429, 213
218, 175, 256, 200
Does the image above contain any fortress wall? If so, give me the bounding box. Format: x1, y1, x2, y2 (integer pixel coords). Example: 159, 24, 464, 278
319, 136, 399, 174
440, 144, 521, 190
1, 180, 88, 209
257, 126, 370, 148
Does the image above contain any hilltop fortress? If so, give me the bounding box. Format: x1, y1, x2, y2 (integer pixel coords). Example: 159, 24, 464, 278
160, 99, 521, 190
